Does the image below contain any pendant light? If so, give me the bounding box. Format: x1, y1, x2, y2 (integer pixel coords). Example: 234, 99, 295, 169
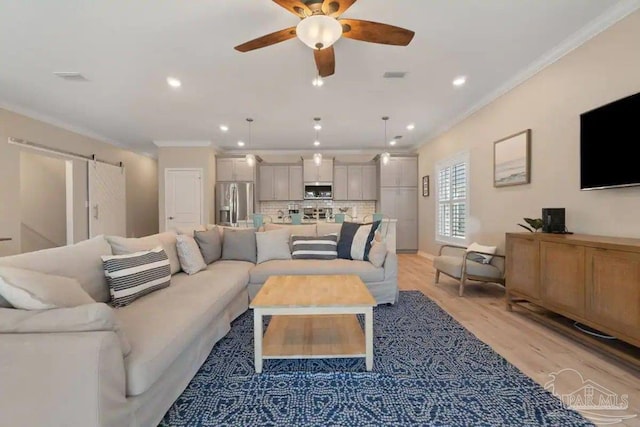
245, 118, 256, 167
313, 118, 322, 166
381, 116, 391, 165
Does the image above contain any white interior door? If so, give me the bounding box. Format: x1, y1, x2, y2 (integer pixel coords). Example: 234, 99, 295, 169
165, 168, 203, 231
88, 162, 126, 238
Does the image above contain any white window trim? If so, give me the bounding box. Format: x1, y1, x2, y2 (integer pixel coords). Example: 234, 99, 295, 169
435, 150, 470, 246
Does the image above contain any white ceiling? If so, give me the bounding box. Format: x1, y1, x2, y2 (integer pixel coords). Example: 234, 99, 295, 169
0, 0, 634, 155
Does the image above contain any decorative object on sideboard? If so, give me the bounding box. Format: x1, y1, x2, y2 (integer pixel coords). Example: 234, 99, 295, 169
422, 175, 429, 197
493, 129, 531, 187
517, 217, 543, 233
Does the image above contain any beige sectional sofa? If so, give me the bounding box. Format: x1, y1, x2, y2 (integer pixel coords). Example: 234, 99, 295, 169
0, 224, 397, 427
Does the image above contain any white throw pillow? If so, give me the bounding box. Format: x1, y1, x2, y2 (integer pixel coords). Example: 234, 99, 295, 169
0, 266, 95, 310
466, 242, 497, 264
176, 235, 207, 275
106, 232, 181, 275
368, 240, 388, 268
256, 228, 292, 264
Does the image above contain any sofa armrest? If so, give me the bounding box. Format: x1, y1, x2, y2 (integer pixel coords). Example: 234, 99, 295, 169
383, 250, 398, 281
0, 331, 129, 427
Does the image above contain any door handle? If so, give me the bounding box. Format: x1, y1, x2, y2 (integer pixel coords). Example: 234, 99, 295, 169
93, 204, 99, 220
168, 216, 175, 220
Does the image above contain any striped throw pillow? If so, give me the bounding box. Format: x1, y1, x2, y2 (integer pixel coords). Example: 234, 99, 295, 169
337, 221, 381, 261
291, 234, 338, 260
101, 247, 171, 308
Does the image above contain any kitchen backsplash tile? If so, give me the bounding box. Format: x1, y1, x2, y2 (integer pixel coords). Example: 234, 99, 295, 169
259, 201, 376, 221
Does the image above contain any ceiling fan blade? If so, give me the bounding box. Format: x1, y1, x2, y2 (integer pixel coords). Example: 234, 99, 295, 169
272, 0, 312, 18
314, 46, 335, 77
340, 19, 415, 46
234, 27, 297, 52
321, 0, 357, 17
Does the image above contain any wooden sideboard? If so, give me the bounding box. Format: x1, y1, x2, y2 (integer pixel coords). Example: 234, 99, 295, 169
506, 232, 640, 364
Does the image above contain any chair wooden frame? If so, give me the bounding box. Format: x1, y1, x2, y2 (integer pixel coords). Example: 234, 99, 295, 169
434, 244, 506, 296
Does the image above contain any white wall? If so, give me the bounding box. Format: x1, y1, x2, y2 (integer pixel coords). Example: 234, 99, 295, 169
0, 108, 159, 256
418, 11, 640, 255
19, 151, 67, 252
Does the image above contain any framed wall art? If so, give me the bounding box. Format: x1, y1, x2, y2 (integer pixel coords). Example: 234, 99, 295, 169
494, 129, 531, 187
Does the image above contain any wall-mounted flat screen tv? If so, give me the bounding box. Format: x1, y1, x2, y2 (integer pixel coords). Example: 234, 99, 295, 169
580, 91, 640, 190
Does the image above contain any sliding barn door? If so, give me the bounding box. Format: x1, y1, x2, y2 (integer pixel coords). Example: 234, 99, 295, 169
88, 162, 126, 238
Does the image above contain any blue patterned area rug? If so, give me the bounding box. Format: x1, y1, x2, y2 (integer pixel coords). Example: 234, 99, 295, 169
160, 291, 591, 426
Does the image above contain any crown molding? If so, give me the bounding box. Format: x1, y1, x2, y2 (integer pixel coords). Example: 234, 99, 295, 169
417, 0, 640, 150
153, 140, 212, 147
0, 101, 157, 159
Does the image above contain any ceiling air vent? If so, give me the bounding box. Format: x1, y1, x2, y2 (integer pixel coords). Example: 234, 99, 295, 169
383, 71, 407, 79
53, 72, 89, 82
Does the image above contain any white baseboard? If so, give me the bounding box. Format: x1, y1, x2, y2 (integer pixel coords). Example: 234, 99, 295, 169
417, 251, 435, 261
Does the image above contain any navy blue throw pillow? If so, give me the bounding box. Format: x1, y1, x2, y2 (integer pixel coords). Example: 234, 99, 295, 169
337, 221, 381, 261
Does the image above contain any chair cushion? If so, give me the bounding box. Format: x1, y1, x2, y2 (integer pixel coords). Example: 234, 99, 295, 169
249, 259, 384, 284
114, 260, 252, 396
434, 255, 502, 280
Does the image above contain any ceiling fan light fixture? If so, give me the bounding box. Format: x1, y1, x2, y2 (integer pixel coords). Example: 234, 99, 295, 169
312, 76, 324, 87
296, 15, 343, 50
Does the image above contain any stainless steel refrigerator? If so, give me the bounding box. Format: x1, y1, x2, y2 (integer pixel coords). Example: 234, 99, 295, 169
216, 182, 254, 226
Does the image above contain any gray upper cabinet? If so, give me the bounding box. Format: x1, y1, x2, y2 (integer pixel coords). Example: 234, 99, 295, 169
347, 165, 363, 200
303, 159, 333, 182
273, 166, 289, 201
259, 164, 303, 201
288, 165, 303, 200
362, 165, 377, 200
333, 165, 348, 200
380, 157, 417, 188
258, 165, 275, 201
217, 158, 255, 182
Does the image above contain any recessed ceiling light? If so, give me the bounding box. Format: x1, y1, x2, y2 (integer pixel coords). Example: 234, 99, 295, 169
452, 76, 467, 87
219, 125, 229, 132
406, 124, 415, 131
237, 141, 245, 147
167, 77, 182, 88
389, 140, 397, 146
314, 141, 321, 147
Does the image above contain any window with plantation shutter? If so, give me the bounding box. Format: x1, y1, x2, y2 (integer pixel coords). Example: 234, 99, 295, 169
436, 152, 469, 244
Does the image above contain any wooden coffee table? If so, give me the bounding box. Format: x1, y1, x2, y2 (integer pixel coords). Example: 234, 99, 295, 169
249, 274, 376, 373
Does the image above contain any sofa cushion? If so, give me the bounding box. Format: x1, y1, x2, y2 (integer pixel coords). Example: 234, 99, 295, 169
264, 223, 316, 237
291, 234, 338, 260
0, 266, 94, 310
114, 260, 252, 396
249, 259, 384, 284
222, 228, 257, 263
368, 240, 388, 268
0, 236, 113, 303
106, 232, 181, 275
102, 248, 171, 308
194, 228, 222, 264
256, 228, 291, 264
176, 235, 207, 275
337, 221, 380, 261
434, 255, 502, 280
316, 222, 342, 238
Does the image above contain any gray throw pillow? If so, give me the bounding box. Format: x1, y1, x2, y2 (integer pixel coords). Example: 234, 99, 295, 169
368, 240, 388, 268
256, 228, 292, 264
222, 228, 257, 264
194, 228, 222, 264
176, 235, 207, 275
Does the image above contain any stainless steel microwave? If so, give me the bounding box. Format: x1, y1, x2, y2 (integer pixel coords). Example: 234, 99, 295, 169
304, 183, 333, 200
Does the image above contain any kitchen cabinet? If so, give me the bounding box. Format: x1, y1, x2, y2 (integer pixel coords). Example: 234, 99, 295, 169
378, 156, 418, 251
362, 165, 377, 200
288, 165, 303, 200
217, 158, 255, 182
303, 158, 333, 183
259, 164, 303, 201
347, 166, 363, 200
380, 157, 418, 188
333, 165, 348, 200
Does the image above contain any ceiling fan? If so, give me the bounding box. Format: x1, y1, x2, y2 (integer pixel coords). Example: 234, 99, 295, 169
234, 0, 415, 78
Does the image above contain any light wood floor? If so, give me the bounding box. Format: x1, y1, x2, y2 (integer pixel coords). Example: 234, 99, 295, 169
399, 254, 640, 426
